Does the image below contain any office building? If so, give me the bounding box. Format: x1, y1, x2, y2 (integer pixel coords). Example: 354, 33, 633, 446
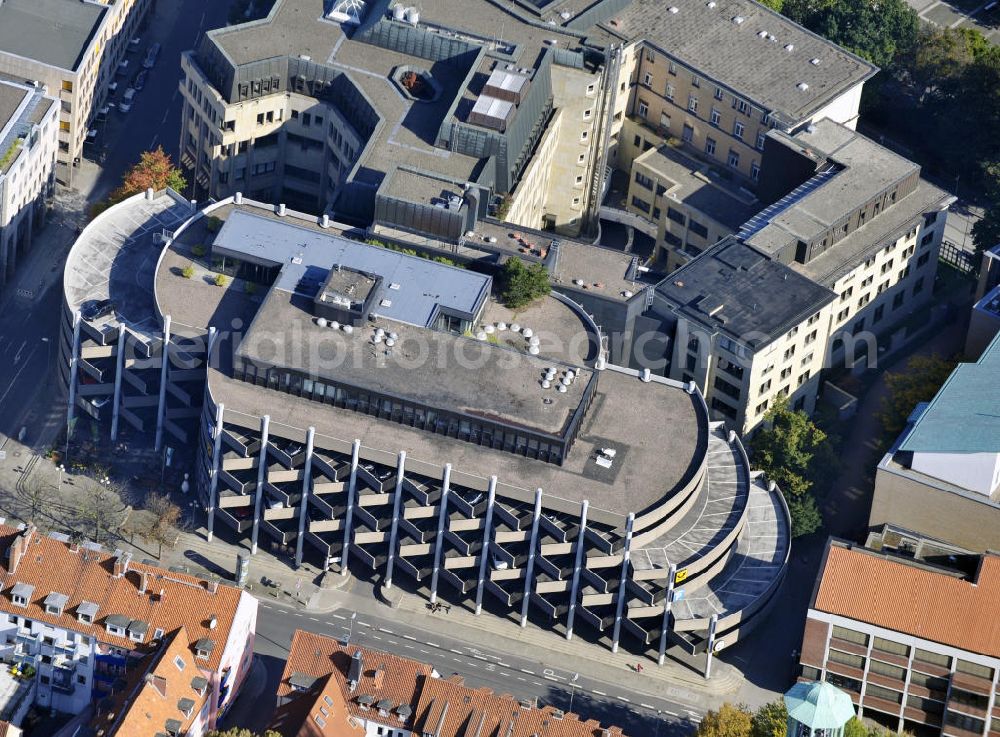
60, 188, 792, 662
800, 538, 1000, 737
0, 0, 151, 184
179, 0, 874, 241
270, 629, 627, 737
871, 332, 1000, 553
0, 523, 256, 726
637, 119, 951, 433
0, 78, 57, 295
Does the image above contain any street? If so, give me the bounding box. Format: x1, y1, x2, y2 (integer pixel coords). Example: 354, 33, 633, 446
226, 599, 702, 737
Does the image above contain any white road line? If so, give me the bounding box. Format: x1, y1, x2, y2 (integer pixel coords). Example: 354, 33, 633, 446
425, 642, 438, 648
13, 340, 26, 363
386, 639, 398, 645
516, 677, 526, 682
358, 621, 371, 628
520, 669, 535, 675
618, 696, 631, 703
592, 690, 607, 696
380, 628, 394, 634
543, 676, 559, 682
641, 703, 655, 709
419, 649, 429, 654
0, 346, 39, 407
371, 635, 382, 640
403, 635, 417, 641
332, 614, 346, 620
450, 649, 462, 654
664, 710, 679, 717
473, 655, 488, 662
404, 644, 414, 649
308, 617, 319, 622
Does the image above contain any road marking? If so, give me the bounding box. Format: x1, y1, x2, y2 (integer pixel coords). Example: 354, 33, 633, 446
358, 621, 371, 628
451, 657, 461, 662
308, 617, 319, 622
473, 655, 488, 662
332, 614, 346, 620
403, 634, 417, 641
0, 345, 39, 408
516, 677, 526, 682
419, 648, 429, 654
380, 627, 394, 634
404, 644, 414, 650
450, 649, 462, 654
386, 639, 398, 645
13, 341, 26, 363
664, 710, 678, 717
371, 635, 382, 640
641, 703, 655, 709
617, 696, 631, 703
543, 676, 559, 682
592, 690, 607, 696
520, 668, 535, 675
425, 642, 438, 648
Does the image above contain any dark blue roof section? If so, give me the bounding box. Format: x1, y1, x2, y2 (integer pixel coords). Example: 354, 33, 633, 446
899, 331, 1000, 454
212, 210, 491, 328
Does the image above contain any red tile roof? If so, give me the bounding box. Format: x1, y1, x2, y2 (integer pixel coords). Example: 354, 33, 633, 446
93, 627, 211, 737
273, 630, 626, 737
414, 676, 626, 737
814, 543, 1000, 657
0, 524, 244, 671
270, 673, 365, 737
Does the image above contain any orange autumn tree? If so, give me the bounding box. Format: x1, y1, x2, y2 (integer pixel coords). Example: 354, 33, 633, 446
91, 146, 187, 218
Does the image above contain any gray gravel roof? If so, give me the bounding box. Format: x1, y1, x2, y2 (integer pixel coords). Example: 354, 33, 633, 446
0, 0, 107, 72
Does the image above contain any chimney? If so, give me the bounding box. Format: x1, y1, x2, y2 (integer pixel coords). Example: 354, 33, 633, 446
373, 666, 385, 690
113, 550, 132, 578
7, 524, 35, 575
158, 588, 165, 602
277, 203, 286, 216
145, 673, 168, 698
204, 580, 219, 594
139, 572, 148, 595
234, 191, 243, 204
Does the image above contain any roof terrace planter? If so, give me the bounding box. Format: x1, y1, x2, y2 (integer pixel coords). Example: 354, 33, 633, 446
391, 66, 442, 103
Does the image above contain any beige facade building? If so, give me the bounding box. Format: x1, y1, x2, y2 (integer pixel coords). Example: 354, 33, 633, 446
0, 79, 58, 294
643, 119, 951, 433
0, 0, 151, 185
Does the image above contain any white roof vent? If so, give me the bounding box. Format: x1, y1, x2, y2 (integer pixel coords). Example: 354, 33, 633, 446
389, 282, 400, 290
380, 299, 392, 308
732, 15, 744, 23
784, 43, 794, 51
797, 82, 810, 91
706, 1, 716, 7
559, 9, 572, 19
668, 5, 679, 12
810, 57, 821, 65
758, 30, 767, 38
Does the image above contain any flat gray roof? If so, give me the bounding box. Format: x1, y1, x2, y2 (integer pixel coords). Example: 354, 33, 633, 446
0, 0, 107, 71
237, 288, 592, 437
636, 144, 760, 230
213, 210, 491, 328
655, 238, 836, 345
0, 81, 28, 134
597, 0, 876, 124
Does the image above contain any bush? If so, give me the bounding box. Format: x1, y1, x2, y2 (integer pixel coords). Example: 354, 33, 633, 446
191, 244, 207, 258
244, 281, 258, 295
214, 274, 228, 287
182, 264, 195, 279
498, 257, 550, 309
205, 216, 224, 233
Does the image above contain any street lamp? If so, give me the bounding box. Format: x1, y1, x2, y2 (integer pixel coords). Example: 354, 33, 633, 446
654, 709, 663, 737
568, 673, 579, 713
348, 611, 357, 642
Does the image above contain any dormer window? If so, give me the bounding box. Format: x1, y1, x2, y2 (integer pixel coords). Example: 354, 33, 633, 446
128, 620, 149, 643
191, 676, 208, 695
178, 697, 195, 718
194, 637, 215, 660
44, 592, 68, 616
105, 614, 129, 637
10, 583, 33, 608
77, 601, 99, 624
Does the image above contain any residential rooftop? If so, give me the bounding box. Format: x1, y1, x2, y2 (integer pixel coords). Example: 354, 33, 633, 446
899, 331, 1000, 455
0, 0, 107, 72
654, 238, 836, 346
0, 524, 247, 672
0, 82, 28, 133
635, 144, 761, 230
591, 0, 877, 125
813, 540, 1000, 659
273, 630, 627, 737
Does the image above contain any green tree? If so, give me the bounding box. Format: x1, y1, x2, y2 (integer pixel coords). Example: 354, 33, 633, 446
750, 396, 827, 500
843, 718, 869, 737
696, 703, 753, 737
750, 700, 787, 737
758, 0, 783, 12
878, 354, 957, 440
972, 208, 1000, 254
206, 729, 282, 737
786, 494, 823, 538
788, 0, 918, 68
497, 257, 550, 309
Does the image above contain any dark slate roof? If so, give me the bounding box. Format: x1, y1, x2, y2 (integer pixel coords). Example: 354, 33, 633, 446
0, 0, 107, 72
654, 237, 836, 347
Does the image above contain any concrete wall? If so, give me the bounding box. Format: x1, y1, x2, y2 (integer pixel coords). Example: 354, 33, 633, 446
871, 461, 1000, 552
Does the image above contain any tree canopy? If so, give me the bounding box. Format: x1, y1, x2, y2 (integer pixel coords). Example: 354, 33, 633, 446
696, 703, 754, 737
878, 354, 957, 441
750, 395, 831, 536
206, 729, 282, 737
497, 257, 551, 309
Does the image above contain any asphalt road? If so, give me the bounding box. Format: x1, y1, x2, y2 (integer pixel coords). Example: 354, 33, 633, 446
87, 0, 230, 201
223, 602, 703, 736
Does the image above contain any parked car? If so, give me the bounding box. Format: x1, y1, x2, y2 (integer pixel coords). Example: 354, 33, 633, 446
118, 88, 136, 113
107, 80, 119, 96
127, 36, 142, 52
143, 42, 160, 69
95, 105, 110, 123
85, 128, 98, 144
133, 70, 148, 91
117, 59, 129, 77
80, 298, 115, 321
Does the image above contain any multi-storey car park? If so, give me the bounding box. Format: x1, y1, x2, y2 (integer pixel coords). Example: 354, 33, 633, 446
60, 189, 791, 666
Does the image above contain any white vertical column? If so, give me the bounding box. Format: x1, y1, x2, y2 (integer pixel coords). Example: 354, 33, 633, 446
565, 499, 589, 641
340, 439, 361, 574
153, 315, 171, 452
206, 402, 225, 542
704, 614, 719, 680
250, 414, 270, 555
610, 513, 635, 653
294, 427, 315, 567
429, 464, 452, 604
66, 311, 82, 431
474, 478, 497, 615
658, 562, 677, 666
109, 327, 127, 441
383, 451, 406, 590
520, 488, 543, 627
